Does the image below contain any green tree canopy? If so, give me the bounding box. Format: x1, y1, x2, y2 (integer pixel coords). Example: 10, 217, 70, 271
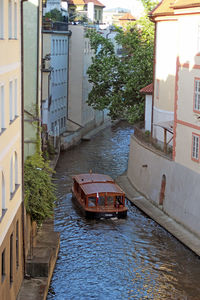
45, 9, 63, 22
86, 11, 155, 123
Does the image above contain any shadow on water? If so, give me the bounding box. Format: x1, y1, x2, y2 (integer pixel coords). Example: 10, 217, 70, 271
48, 121, 200, 300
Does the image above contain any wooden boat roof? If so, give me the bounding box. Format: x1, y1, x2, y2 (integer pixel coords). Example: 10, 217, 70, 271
73, 173, 124, 196
73, 173, 114, 184
81, 182, 124, 196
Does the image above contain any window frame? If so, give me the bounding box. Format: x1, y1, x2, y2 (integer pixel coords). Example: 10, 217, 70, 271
191, 133, 200, 162
193, 78, 200, 113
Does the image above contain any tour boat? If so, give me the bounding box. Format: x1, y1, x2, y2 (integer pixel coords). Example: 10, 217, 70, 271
71, 173, 128, 219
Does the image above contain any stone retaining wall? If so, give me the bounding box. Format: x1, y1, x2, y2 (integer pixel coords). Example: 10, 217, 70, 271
127, 135, 200, 238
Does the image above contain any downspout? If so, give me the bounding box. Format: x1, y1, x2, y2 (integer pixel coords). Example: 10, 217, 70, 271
151, 20, 157, 136
36, 0, 41, 151
21, 0, 28, 278
41, 2, 44, 150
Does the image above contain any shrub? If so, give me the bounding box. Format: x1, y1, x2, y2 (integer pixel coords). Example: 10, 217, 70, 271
24, 153, 57, 225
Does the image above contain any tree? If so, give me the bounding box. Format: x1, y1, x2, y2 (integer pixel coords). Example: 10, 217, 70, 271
45, 9, 63, 22
86, 11, 155, 123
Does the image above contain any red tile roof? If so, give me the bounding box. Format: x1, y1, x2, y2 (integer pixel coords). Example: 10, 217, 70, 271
172, 0, 200, 9
140, 83, 153, 95
150, 0, 200, 17
119, 13, 136, 21
67, 0, 105, 7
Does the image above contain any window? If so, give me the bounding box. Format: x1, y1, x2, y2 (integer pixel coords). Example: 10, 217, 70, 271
0, 0, 4, 39
1, 249, 6, 282
8, 0, 12, 38
16, 221, 19, 268
14, 1, 17, 38
194, 79, 200, 112
1, 172, 6, 217
10, 233, 13, 284
9, 81, 13, 122
14, 79, 18, 117
10, 156, 14, 198
192, 134, 199, 161
14, 151, 18, 187
52, 40, 55, 55
0, 85, 5, 132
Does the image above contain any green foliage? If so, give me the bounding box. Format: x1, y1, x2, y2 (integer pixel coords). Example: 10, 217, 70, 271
45, 9, 63, 22
141, 0, 159, 13
24, 153, 56, 225
86, 14, 154, 123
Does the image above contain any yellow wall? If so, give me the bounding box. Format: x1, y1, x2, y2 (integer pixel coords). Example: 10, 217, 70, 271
0, 0, 23, 299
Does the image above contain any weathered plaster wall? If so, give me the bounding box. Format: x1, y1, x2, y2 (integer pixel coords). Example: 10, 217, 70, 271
128, 135, 200, 238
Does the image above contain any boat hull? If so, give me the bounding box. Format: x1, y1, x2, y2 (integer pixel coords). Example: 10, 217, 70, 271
72, 192, 127, 219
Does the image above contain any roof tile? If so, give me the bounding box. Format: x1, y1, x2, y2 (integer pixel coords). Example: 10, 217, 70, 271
140, 83, 153, 94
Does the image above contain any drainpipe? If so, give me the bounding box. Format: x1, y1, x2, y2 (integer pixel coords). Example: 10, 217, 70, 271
151, 20, 157, 137
36, 1, 41, 150
41, 2, 44, 150
20, 0, 28, 278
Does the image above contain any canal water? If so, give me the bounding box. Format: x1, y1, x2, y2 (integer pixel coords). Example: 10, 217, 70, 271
48, 121, 200, 300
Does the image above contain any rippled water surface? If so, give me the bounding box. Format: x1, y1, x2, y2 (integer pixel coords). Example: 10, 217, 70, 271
48, 122, 200, 300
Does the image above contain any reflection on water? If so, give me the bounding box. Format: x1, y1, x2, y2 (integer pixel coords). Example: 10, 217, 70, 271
48, 122, 200, 300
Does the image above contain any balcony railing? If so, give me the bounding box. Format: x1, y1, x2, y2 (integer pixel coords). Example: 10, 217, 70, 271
133, 123, 173, 159
43, 20, 68, 32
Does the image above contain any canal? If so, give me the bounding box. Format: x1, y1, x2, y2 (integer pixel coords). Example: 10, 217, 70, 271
48, 121, 200, 300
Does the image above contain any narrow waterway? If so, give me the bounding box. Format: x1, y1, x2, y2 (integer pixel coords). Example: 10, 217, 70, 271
48, 121, 200, 300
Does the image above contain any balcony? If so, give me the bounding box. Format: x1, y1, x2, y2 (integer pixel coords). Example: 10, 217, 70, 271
43, 20, 68, 32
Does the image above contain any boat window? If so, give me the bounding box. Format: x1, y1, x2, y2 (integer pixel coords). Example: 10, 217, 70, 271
98, 196, 105, 207
116, 196, 123, 206
88, 197, 96, 207
107, 196, 114, 206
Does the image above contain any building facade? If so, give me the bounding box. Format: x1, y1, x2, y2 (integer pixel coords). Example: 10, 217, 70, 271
67, 24, 105, 134
127, 0, 200, 244
0, 0, 24, 299
67, 0, 105, 23
42, 21, 71, 137
23, 0, 43, 159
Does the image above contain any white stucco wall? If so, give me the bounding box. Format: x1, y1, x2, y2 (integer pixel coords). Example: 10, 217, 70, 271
68, 25, 105, 131
153, 107, 174, 143
128, 136, 200, 238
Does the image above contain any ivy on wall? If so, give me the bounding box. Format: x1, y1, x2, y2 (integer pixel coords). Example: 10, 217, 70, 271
24, 153, 57, 225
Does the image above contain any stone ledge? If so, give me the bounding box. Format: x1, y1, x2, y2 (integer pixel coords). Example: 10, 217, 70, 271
17, 221, 60, 300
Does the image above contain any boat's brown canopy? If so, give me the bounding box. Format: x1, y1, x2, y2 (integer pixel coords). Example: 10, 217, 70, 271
72, 173, 124, 196
81, 182, 124, 196
73, 173, 114, 185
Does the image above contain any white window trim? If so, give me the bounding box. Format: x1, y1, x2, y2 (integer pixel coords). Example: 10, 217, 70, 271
192, 134, 199, 161
194, 79, 200, 112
